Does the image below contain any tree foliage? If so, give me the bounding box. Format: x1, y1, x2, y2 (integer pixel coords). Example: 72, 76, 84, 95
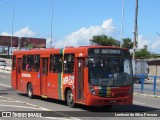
90, 35, 120, 46
122, 38, 133, 49
135, 48, 156, 59
89, 35, 157, 59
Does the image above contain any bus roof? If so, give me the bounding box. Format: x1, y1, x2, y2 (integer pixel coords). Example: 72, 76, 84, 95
13, 46, 128, 55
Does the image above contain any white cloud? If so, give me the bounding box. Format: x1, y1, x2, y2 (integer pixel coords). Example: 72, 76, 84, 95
54, 19, 116, 48
137, 35, 160, 53
14, 27, 36, 37
0, 32, 11, 36
150, 38, 160, 53
0, 27, 36, 37
137, 35, 150, 49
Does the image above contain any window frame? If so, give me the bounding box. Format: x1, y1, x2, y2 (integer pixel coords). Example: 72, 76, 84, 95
63, 54, 75, 74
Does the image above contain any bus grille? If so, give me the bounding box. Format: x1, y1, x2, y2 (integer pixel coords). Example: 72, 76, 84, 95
98, 86, 128, 98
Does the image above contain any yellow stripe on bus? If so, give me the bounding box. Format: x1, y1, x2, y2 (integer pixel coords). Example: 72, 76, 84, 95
106, 87, 111, 96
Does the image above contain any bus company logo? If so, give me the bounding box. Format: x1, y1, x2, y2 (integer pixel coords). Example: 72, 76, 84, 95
94, 49, 99, 54
22, 73, 31, 78
63, 76, 74, 85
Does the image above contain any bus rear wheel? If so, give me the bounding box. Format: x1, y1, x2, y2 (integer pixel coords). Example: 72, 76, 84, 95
66, 90, 75, 108
27, 83, 33, 99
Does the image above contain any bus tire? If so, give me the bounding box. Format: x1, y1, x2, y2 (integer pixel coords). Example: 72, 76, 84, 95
27, 83, 33, 99
66, 90, 75, 108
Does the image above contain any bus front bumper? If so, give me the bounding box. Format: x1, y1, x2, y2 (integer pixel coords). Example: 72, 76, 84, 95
86, 94, 133, 106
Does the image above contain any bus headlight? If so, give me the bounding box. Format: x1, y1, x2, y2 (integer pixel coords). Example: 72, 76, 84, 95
89, 85, 96, 95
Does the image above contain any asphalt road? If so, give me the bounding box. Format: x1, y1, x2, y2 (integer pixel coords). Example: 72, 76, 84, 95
0, 72, 160, 120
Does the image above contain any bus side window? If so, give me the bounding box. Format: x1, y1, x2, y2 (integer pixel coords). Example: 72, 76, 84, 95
22, 55, 27, 71
26, 55, 34, 71
34, 55, 40, 72
63, 54, 74, 74
53, 55, 63, 73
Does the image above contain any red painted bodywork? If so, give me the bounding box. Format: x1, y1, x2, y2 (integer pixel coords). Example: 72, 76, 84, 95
11, 46, 133, 106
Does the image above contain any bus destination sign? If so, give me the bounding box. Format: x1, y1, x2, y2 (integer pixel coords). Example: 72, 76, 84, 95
89, 48, 121, 55
101, 49, 120, 54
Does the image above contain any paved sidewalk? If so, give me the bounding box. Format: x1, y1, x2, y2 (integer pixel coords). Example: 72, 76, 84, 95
0, 69, 11, 73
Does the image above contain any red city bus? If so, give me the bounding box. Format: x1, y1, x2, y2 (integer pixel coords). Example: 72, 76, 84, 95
11, 46, 133, 108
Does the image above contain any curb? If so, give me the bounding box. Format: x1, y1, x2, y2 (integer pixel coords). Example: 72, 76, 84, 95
134, 92, 160, 99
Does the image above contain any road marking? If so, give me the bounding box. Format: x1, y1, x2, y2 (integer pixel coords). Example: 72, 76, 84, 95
0, 96, 81, 120
0, 96, 14, 100
0, 83, 11, 88
133, 101, 145, 105
0, 96, 48, 111
0, 75, 7, 79
44, 117, 77, 120
0, 104, 48, 110
0, 100, 17, 102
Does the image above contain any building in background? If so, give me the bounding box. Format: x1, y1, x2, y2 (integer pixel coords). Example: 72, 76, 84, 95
0, 35, 46, 52
0, 35, 46, 58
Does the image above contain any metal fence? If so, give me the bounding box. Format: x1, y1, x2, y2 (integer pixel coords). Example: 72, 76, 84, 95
133, 74, 160, 95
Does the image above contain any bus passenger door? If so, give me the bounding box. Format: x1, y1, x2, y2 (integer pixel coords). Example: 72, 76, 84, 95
76, 58, 85, 102
16, 58, 22, 90
41, 58, 48, 96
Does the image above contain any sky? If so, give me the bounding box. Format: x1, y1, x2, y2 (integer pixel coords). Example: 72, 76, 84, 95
0, 0, 160, 53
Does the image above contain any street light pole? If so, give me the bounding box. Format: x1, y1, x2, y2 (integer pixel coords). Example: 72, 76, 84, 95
11, 3, 14, 59
50, 0, 53, 48
120, 0, 124, 48
6, 2, 14, 59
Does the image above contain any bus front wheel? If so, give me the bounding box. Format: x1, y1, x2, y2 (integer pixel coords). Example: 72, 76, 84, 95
66, 90, 75, 108
27, 83, 33, 99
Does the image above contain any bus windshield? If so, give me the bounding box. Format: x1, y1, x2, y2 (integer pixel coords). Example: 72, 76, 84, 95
88, 57, 133, 86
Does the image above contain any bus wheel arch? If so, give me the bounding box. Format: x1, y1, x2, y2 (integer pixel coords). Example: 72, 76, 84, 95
27, 82, 34, 99
65, 88, 75, 108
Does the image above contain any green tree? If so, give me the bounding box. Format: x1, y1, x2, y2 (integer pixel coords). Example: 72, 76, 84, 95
135, 48, 153, 59
122, 38, 133, 49
90, 35, 120, 46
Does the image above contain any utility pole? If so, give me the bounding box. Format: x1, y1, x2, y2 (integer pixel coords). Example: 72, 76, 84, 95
132, 0, 138, 74
6, 2, 14, 59
133, 0, 138, 60
50, 0, 53, 48
11, 3, 14, 59
120, 0, 124, 48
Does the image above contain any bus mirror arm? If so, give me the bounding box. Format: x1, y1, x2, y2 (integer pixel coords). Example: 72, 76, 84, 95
85, 59, 88, 67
